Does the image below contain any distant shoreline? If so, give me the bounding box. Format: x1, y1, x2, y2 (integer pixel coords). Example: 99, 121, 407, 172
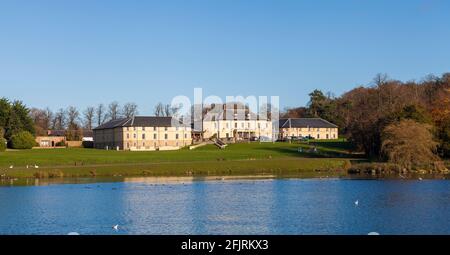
1, 142, 448, 181
0, 157, 349, 179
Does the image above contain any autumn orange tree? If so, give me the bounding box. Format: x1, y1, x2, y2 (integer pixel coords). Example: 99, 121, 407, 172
430, 88, 450, 157
381, 120, 439, 170
283, 73, 450, 159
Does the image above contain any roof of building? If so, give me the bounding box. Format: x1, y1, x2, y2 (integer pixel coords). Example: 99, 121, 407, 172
47, 130, 66, 136
279, 118, 338, 128
81, 129, 94, 137
94, 116, 185, 130
45, 129, 93, 137
203, 109, 271, 121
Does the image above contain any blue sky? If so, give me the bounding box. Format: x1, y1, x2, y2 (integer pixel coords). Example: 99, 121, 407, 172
1, 0, 449, 114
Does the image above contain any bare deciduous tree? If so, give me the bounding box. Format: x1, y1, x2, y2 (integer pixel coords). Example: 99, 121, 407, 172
165, 104, 181, 117
164, 104, 171, 117
83, 106, 95, 130
108, 101, 121, 120
44, 107, 53, 130
154, 102, 164, 117
30, 108, 49, 135
67, 106, 80, 130
373, 73, 389, 87
153, 102, 180, 117
122, 102, 139, 118
95, 104, 106, 127
53, 108, 66, 130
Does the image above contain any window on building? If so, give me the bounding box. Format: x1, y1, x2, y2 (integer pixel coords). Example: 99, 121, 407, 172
164, 134, 168, 140
317, 134, 320, 139
153, 127, 157, 131
127, 134, 129, 139
164, 127, 168, 131
184, 133, 187, 139
176, 134, 179, 139
153, 134, 157, 139
133, 134, 136, 139
142, 134, 145, 139
326, 134, 329, 139
133, 127, 136, 131
317, 128, 320, 131
235, 123, 238, 128
258, 123, 261, 128
143, 127, 146, 131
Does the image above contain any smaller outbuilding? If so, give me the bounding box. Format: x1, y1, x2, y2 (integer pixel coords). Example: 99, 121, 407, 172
279, 118, 338, 140
35, 136, 66, 147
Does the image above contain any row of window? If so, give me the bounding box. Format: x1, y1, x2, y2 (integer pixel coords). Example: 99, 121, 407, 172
290, 133, 336, 139
126, 141, 186, 148
125, 126, 189, 131
213, 122, 270, 129
285, 127, 337, 132
126, 133, 188, 140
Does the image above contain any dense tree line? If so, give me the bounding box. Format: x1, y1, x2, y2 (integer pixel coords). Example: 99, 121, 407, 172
0, 98, 35, 149
0, 99, 141, 148
283, 73, 450, 165
31, 102, 139, 140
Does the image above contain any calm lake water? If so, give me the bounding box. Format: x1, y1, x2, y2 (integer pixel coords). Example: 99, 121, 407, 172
0, 177, 449, 235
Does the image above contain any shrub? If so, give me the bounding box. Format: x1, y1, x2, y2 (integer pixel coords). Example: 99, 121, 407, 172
381, 120, 439, 170
9, 131, 36, 149
0, 137, 6, 152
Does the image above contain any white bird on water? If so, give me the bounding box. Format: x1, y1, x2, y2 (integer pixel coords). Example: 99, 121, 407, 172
355, 200, 359, 206
418, 177, 423, 181
9, 165, 13, 169
34, 164, 39, 169
113, 224, 119, 231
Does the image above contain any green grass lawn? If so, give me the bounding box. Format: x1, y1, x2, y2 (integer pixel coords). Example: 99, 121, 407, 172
0, 142, 357, 178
